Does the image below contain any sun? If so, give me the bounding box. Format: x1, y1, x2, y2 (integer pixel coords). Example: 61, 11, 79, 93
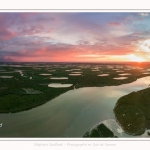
128, 54, 146, 62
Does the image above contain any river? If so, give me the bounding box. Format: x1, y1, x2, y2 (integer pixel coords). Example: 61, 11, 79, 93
0, 76, 150, 137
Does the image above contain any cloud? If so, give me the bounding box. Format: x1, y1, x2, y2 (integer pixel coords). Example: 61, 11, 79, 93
0, 29, 16, 40
138, 13, 149, 17
108, 22, 121, 27
1, 12, 150, 62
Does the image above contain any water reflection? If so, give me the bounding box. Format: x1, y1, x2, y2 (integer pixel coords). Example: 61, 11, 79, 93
113, 77, 128, 80
0, 77, 150, 137
142, 72, 150, 74
48, 83, 73, 88
69, 74, 81, 76
119, 73, 132, 76
50, 77, 68, 79
98, 74, 109, 76
40, 74, 52, 76
0, 76, 13, 78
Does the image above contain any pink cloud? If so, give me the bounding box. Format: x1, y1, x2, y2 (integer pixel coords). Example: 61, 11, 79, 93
0, 29, 16, 40
35, 48, 46, 55
20, 50, 27, 54
1, 13, 149, 62
3, 56, 15, 62
2, 46, 136, 62
108, 22, 121, 27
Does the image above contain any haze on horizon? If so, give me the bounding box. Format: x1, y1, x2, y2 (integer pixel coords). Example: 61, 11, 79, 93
1, 12, 150, 63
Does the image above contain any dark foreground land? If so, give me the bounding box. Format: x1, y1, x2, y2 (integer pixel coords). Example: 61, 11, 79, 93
114, 87, 150, 135
83, 123, 117, 138
0, 62, 150, 113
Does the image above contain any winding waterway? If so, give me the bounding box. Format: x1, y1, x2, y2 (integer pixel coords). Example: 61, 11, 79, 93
0, 76, 150, 137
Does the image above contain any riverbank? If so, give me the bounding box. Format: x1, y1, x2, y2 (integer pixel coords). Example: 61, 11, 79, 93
1, 63, 150, 113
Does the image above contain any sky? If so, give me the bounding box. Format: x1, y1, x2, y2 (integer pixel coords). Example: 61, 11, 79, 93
1, 12, 150, 62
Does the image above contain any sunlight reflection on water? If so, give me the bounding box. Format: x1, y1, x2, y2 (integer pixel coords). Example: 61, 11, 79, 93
0, 76, 150, 137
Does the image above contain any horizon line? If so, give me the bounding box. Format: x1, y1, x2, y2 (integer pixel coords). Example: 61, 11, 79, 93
0, 61, 150, 64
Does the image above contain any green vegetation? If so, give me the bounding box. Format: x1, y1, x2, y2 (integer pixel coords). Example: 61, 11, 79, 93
114, 87, 150, 135
0, 65, 74, 113
83, 123, 117, 138
1, 62, 150, 113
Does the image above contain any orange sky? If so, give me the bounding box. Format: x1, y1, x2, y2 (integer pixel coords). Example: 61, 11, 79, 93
0, 12, 150, 62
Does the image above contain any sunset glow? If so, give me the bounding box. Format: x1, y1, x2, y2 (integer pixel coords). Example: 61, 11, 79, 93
127, 54, 146, 62
0, 12, 150, 62
140, 39, 150, 52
